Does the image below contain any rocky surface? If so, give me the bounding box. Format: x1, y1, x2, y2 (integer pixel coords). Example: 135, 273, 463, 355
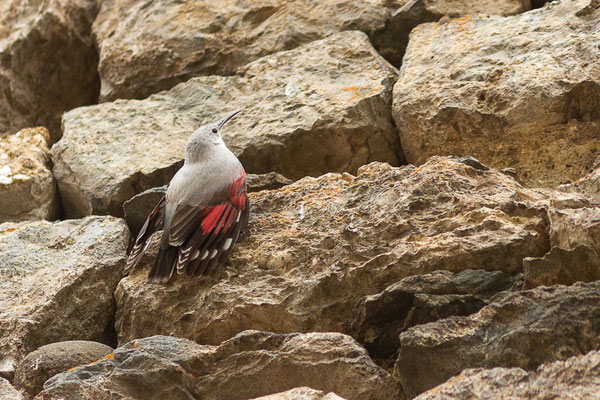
548, 201, 600, 254
0, 0, 99, 141
523, 244, 600, 288
115, 157, 548, 346
14, 340, 113, 399
396, 281, 600, 398
0, 127, 58, 222
92, 0, 405, 102
374, 0, 531, 67
415, 350, 600, 400
0, 217, 129, 379
37, 332, 401, 400
348, 269, 518, 361
51, 30, 401, 218
0, 377, 23, 400
250, 387, 346, 400
393, 0, 600, 187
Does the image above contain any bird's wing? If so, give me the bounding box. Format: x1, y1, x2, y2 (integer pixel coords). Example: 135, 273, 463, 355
147, 173, 249, 283
124, 196, 165, 275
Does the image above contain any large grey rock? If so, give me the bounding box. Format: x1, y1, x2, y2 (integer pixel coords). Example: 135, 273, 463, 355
0, 217, 129, 379
0, 377, 24, 400
92, 0, 405, 102
0, 128, 58, 222
14, 340, 113, 399
374, 0, 531, 67
415, 350, 600, 400
393, 0, 600, 187
250, 388, 346, 400
0, 0, 99, 141
37, 332, 402, 400
115, 157, 549, 347
348, 269, 518, 360
51, 30, 401, 218
523, 244, 600, 288
396, 281, 600, 398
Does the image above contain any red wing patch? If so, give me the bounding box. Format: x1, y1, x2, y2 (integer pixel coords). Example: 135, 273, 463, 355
174, 173, 249, 276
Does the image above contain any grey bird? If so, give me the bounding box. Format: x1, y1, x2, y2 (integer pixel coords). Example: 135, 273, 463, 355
125, 110, 250, 283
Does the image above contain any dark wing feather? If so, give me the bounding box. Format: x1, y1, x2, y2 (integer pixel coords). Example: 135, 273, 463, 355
123, 196, 165, 275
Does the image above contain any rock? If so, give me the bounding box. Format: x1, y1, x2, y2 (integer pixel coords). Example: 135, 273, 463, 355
396, 281, 600, 398
92, 0, 405, 102
0, 0, 99, 141
14, 341, 113, 399
250, 388, 346, 400
115, 157, 549, 347
122, 172, 292, 236
348, 269, 518, 361
51, 30, 401, 218
0, 217, 130, 376
0, 377, 24, 400
392, 0, 600, 187
0, 127, 58, 222
374, 0, 531, 67
548, 206, 600, 253
38, 332, 402, 400
122, 185, 167, 237
560, 156, 600, 202
415, 350, 600, 400
523, 244, 600, 288
246, 172, 293, 193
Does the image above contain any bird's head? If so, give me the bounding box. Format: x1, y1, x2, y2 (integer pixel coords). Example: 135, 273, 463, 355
185, 110, 243, 162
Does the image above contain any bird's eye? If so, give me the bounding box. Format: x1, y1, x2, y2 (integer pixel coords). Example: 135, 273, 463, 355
212, 128, 218, 133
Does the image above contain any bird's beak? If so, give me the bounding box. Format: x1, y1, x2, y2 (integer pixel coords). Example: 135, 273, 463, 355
218, 109, 243, 129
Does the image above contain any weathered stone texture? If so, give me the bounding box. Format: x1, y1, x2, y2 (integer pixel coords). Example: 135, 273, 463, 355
393, 0, 600, 187
115, 157, 548, 348
0, 217, 129, 378
0, 0, 99, 141
38, 332, 401, 400
51, 31, 401, 217
14, 341, 113, 399
415, 350, 600, 400
396, 281, 600, 398
0, 127, 57, 222
92, 0, 406, 101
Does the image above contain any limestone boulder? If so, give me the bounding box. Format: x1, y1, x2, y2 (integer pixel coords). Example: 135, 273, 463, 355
0, 217, 129, 379
393, 0, 600, 187
115, 157, 549, 347
37, 332, 402, 400
51, 31, 401, 218
396, 281, 600, 398
0, 377, 24, 400
0, 128, 58, 222
523, 244, 600, 288
250, 388, 346, 400
92, 0, 406, 102
0, 0, 99, 141
348, 269, 518, 361
415, 350, 600, 400
14, 341, 113, 399
374, 0, 531, 67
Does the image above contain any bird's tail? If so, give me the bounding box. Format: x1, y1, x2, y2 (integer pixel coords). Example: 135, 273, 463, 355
147, 245, 178, 284
123, 196, 166, 276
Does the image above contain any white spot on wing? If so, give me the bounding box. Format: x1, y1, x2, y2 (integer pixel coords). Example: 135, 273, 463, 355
201, 250, 209, 260
210, 249, 217, 259
191, 250, 200, 260
223, 238, 233, 250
